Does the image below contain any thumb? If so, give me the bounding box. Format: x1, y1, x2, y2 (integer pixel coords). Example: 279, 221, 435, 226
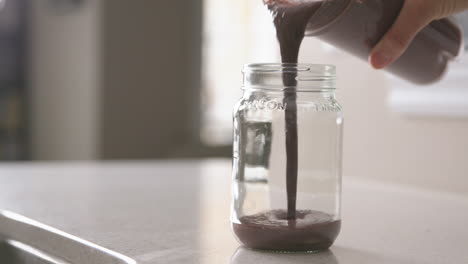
369, 1, 433, 69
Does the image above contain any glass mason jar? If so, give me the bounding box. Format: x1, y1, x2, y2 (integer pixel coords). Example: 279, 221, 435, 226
231, 64, 343, 252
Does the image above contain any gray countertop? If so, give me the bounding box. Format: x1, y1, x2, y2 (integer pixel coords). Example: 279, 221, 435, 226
0, 160, 467, 264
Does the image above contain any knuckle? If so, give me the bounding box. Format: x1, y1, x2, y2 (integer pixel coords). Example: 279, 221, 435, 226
412, 0, 462, 19
406, 0, 437, 22
437, 1, 457, 18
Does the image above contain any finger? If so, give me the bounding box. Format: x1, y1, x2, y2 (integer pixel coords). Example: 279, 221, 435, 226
369, 1, 433, 69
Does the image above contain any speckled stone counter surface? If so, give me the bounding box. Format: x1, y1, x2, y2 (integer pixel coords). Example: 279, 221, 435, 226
0, 160, 467, 264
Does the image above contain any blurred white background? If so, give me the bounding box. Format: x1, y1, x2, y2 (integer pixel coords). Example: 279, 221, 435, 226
0, 0, 467, 194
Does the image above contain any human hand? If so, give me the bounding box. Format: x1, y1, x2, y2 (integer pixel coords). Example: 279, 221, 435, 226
369, 0, 468, 69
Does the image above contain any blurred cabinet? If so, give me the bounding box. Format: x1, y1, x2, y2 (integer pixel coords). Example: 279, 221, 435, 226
0, 0, 28, 160
29, 0, 203, 160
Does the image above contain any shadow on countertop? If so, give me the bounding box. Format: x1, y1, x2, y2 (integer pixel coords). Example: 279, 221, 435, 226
231, 246, 413, 264
230, 246, 338, 264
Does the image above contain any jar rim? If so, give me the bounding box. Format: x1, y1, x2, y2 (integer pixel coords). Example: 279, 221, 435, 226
242, 63, 337, 91
243, 63, 335, 75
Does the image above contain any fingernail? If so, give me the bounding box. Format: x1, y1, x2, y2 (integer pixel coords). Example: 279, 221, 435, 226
371, 52, 392, 69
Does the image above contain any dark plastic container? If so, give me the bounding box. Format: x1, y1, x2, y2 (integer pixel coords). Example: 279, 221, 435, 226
305, 0, 463, 84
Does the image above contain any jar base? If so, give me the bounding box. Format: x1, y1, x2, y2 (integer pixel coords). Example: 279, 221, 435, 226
232, 210, 341, 252
240, 246, 331, 254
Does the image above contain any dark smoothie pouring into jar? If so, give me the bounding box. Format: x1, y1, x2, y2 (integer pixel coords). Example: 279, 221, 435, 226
232, 0, 462, 252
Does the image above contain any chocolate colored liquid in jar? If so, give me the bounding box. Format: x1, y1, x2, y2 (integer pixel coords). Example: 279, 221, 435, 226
232, 0, 341, 252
